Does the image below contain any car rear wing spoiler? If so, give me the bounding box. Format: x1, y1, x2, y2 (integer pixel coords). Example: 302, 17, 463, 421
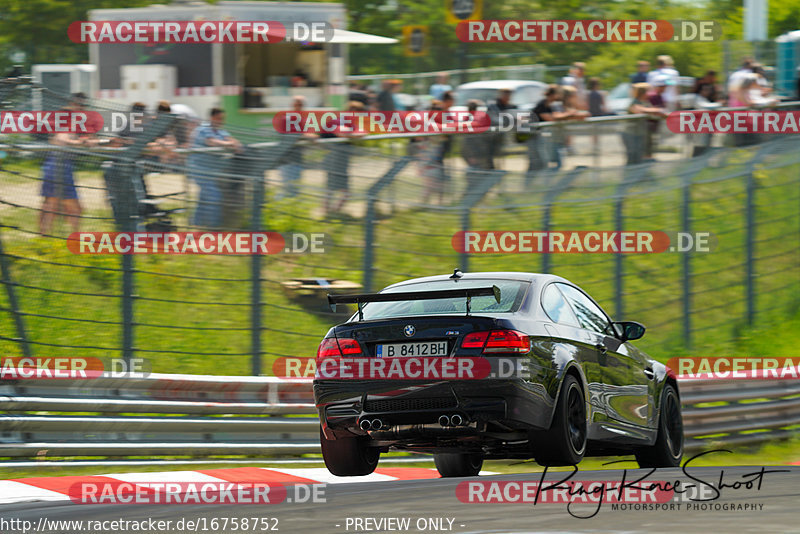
328, 285, 501, 321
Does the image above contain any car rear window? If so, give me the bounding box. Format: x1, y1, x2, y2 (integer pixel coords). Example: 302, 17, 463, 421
358, 279, 530, 320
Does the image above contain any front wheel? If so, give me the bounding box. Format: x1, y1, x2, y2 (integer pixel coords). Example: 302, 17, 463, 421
434, 452, 483, 477
320, 425, 379, 476
635, 383, 683, 468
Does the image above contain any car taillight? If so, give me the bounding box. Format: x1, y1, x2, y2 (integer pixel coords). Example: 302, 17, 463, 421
316, 337, 363, 358
337, 338, 363, 355
317, 338, 341, 358
461, 331, 489, 348
484, 330, 530, 353
460, 329, 530, 354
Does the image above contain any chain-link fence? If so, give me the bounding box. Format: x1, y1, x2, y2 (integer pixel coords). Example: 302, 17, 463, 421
347, 64, 571, 97
1, 81, 799, 375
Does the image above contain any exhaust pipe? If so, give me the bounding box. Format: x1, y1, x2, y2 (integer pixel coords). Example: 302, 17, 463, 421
371, 419, 387, 430
438, 415, 450, 427
359, 419, 372, 431
451, 414, 463, 426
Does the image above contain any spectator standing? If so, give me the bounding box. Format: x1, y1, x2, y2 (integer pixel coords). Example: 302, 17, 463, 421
627, 83, 668, 161
796, 66, 800, 100
587, 77, 607, 156
692, 70, 720, 104
429, 73, 453, 100
461, 99, 491, 171
376, 80, 400, 111
587, 78, 607, 117
187, 108, 242, 228
647, 55, 680, 111
486, 88, 516, 168
555, 86, 590, 161
348, 82, 370, 106
561, 62, 587, 108
39, 94, 98, 234
419, 92, 454, 204
752, 63, 772, 97
277, 95, 315, 200
727, 58, 754, 104
322, 101, 365, 217
530, 84, 584, 170
630, 60, 650, 83
148, 100, 179, 165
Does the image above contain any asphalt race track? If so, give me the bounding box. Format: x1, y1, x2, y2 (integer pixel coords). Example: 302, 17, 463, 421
2, 466, 799, 534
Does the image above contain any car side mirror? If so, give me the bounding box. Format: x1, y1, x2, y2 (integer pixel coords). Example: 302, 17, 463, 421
613, 321, 646, 342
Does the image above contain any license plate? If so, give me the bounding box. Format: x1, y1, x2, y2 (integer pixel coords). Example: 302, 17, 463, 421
376, 341, 449, 358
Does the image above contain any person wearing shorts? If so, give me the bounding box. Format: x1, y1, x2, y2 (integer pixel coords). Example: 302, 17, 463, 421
39, 95, 97, 234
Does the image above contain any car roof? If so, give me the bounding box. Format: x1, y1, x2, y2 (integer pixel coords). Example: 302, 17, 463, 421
381, 271, 571, 291
455, 80, 547, 90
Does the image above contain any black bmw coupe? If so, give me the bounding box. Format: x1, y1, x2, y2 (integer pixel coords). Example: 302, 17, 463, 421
314, 271, 683, 477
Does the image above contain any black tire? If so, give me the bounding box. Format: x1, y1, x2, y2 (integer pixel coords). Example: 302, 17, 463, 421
534, 374, 587, 466
635, 383, 683, 468
320, 425, 379, 476
434, 452, 483, 477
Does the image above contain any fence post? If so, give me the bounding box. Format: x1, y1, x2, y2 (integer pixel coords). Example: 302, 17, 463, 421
362, 156, 412, 292
0, 225, 32, 358
459, 205, 471, 273
458, 168, 506, 273
613, 164, 656, 319
745, 170, 756, 326
246, 137, 300, 375
614, 194, 624, 320
681, 174, 692, 348
251, 150, 264, 376
741, 143, 776, 328
540, 167, 586, 274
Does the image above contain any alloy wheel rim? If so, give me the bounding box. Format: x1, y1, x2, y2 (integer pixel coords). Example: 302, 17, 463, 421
664, 390, 684, 458
567, 385, 586, 453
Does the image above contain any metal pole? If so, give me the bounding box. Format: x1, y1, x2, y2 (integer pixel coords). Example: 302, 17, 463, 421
251, 149, 263, 376
458, 169, 506, 273
361, 157, 412, 292
362, 197, 377, 292
114, 159, 138, 365
117, 114, 176, 364
614, 195, 624, 319
681, 179, 692, 347
460, 206, 471, 273
0, 225, 32, 358
121, 254, 134, 364
458, 42, 469, 84
541, 167, 587, 275
745, 171, 756, 325
542, 202, 552, 274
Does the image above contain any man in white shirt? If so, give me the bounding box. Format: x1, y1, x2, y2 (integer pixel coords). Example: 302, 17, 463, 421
561, 62, 587, 108
647, 55, 680, 111
727, 58, 754, 99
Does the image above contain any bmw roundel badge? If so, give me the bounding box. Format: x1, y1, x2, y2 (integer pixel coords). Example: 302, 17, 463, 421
404, 325, 415, 337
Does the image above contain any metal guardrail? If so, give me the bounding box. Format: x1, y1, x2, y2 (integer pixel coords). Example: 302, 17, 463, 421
2, 373, 798, 458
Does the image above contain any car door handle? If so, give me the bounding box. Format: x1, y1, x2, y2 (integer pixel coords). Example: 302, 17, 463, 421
595, 344, 607, 354
643, 368, 655, 380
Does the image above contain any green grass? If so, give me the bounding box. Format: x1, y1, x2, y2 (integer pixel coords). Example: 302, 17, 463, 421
0, 145, 799, 372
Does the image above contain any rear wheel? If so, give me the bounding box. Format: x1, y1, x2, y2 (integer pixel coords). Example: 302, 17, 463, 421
635, 383, 683, 468
434, 452, 483, 477
534, 374, 587, 466
320, 425, 379, 476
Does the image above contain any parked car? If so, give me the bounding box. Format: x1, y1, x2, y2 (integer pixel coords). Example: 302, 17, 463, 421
452, 79, 548, 113
314, 271, 684, 477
